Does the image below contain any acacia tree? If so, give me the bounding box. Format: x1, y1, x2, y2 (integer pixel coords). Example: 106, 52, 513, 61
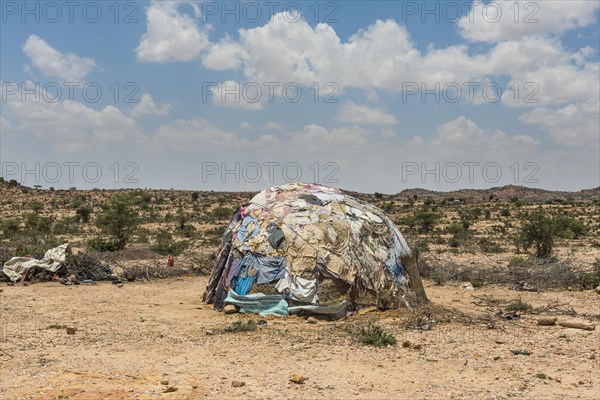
96, 194, 139, 250
518, 212, 558, 258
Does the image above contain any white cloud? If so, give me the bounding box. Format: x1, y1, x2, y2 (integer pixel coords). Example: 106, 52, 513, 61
200, 14, 597, 106
433, 116, 540, 158
337, 101, 398, 125
263, 121, 285, 130
136, 1, 210, 62
519, 98, 600, 148
22, 35, 95, 81
210, 81, 263, 110
202, 34, 248, 70
239, 122, 254, 129
458, 1, 600, 43
4, 82, 143, 153
146, 118, 245, 152
502, 61, 600, 107
131, 94, 172, 117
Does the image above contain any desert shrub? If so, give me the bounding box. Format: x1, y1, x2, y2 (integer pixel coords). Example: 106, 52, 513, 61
448, 236, 460, 248
52, 217, 78, 235
506, 298, 532, 313
578, 259, 600, 289
356, 323, 397, 347
554, 216, 587, 239
478, 238, 504, 253
517, 212, 558, 258
430, 271, 445, 285
152, 230, 187, 256
1, 219, 20, 237
88, 237, 121, 252
24, 213, 53, 234
225, 320, 257, 333
95, 194, 139, 250
414, 212, 442, 232
212, 206, 234, 223
470, 278, 484, 288
75, 205, 92, 223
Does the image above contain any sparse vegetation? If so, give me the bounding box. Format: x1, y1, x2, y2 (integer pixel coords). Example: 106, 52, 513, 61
356, 322, 397, 347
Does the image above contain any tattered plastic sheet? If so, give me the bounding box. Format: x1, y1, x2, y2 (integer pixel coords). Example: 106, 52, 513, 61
224, 290, 289, 316
3, 243, 69, 282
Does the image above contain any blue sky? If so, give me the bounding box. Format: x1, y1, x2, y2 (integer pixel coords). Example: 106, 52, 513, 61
1, 1, 599, 192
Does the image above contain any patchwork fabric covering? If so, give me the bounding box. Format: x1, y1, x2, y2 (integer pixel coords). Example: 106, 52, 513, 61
203, 183, 427, 317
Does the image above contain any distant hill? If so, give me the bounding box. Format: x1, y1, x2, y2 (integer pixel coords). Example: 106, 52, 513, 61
1, 178, 598, 204
394, 185, 600, 203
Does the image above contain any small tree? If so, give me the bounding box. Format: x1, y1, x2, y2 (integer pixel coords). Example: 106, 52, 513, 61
212, 207, 233, 223
75, 205, 92, 223
415, 212, 442, 233
518, 212, 558, 258
95, 194, 138, 250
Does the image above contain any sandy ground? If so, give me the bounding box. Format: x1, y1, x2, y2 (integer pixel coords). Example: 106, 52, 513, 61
1, 278, 599, 400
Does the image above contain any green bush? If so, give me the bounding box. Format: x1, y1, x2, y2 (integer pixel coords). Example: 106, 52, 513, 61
88, 237, 121, 252
578, 259, 600, 289
517, 212, 558, 258
152, 230, 187, 256
430, 271, 445, 285
506, 298, 532, 313
1, 219, 20, 236
225, 319, 257, 333
356, 323, 397, 347
95, 194, 139, 250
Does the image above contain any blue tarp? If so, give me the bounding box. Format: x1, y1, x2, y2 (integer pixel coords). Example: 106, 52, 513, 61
240, 252, 286, 284
232, 275, 256, 295
237, 216, 260, 243
224, 290, 289, 316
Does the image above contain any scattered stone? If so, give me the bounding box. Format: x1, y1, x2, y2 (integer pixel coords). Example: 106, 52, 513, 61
306, 317, 318, 324
66, 327, 76, 335
510, 349, 531, 356
117, 283, 124, 288
511, 281, 538, 292
163, 386, 177, 393
205, 329, 214, 336
537, 317, 557, 326
289, 374, 307, 384
410, 342, 422, 350
223, 304, 238, 314
462, 283, 474, 291
0, 288, 3, 293
231, 381, 246, 387
558, 320, 595, 331
22, 282, 29, 287
402, 340, 412, 348
595, 286, 600, 294
160, 380, 169, 385
125, 271, 136, 282
589, 354, 596, 360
